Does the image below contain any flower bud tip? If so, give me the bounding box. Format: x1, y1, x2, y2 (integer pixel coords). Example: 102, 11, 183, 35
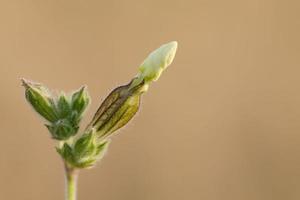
138, 41, 178, 82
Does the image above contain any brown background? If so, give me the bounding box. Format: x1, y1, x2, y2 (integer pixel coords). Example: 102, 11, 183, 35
1, 0, 300, 200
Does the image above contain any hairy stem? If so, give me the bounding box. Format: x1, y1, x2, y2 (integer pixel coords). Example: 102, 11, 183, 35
65, 164, 78, 200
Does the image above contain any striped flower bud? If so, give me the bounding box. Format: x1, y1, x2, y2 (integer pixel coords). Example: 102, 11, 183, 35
88, 41, 178, 140
87, 79, 144, 139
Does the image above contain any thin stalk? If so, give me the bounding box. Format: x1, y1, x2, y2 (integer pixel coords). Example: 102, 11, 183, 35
65, 164, 78, 200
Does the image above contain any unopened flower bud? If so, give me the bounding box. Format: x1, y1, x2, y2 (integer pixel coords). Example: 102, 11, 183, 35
138, 41, 177, 82
87, 41, 178, 140
87, 79, 143, 139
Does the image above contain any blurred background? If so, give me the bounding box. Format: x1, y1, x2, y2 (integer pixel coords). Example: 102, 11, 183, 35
1, 0, 300, 199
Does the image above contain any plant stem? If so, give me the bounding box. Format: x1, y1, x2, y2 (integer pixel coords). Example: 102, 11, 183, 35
65, 164, 78, 200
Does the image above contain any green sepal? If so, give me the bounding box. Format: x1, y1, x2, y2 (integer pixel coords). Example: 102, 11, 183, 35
22, 79, 58, 122
96, 140, 110, 157
69, 111, 81, 126
71, 86, 90, 116
72, 138, 110, 169
72, 158, 98, 168
57, 94, 71, 118
46, 119, 78, 140
73, 132, 96, 160
57, 143, 74, 164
